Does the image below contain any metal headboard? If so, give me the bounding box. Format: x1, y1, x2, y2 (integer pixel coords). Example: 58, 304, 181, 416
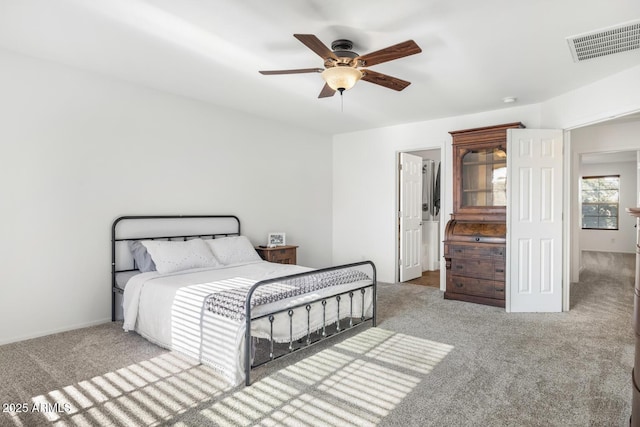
111, 215, 241, 321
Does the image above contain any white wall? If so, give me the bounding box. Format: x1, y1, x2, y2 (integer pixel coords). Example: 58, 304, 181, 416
0, 50, 333, 344
541, 65, 640, 130
332, 105, 542, 283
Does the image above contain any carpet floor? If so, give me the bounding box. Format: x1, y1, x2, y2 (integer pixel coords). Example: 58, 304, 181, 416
0, 252, 635, 426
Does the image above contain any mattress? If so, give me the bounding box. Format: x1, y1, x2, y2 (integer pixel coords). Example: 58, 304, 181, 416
115, 270, 140, 290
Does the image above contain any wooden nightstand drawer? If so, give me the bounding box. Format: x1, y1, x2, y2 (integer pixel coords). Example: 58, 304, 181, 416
269, 248, 295, 263
255, 245, 298, 265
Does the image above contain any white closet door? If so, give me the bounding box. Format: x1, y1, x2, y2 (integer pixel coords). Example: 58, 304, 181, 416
399, 152, 422, 282
507, 129, 563, 312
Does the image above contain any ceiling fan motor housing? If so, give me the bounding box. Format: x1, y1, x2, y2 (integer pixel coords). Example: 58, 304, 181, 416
326, 39, 359, 67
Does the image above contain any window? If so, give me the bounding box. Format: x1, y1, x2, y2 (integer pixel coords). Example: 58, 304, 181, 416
581, 175, 620, 230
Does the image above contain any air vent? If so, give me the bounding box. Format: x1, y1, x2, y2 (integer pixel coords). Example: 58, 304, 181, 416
567, 20, 640, 62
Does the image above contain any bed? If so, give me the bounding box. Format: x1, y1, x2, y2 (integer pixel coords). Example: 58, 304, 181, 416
111, 215, 376, 386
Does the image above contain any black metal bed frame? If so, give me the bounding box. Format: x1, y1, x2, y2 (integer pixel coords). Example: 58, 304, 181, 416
244, 261, 376, 385
111, 215, 241, 321
111, 215, 376, 386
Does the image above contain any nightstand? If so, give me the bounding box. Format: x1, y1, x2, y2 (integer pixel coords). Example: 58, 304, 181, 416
255, 245, 298, 265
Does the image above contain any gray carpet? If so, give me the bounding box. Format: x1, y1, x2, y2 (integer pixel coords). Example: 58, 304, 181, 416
0, 251, 635, 426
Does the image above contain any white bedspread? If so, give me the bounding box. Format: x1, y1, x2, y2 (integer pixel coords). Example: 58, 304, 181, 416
122, 260, 373, 385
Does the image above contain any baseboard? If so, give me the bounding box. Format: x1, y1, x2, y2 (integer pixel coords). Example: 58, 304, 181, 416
0, 318, 112, 346
581, 249, 635, 254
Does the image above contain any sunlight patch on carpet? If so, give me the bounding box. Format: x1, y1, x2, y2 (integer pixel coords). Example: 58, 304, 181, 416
336, 327, 454, 374
7, 328, 453, 426
199, 328, 454, 426
5, 352, 229, 427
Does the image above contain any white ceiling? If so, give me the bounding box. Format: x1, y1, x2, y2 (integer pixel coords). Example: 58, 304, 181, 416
1, 0, 639, 135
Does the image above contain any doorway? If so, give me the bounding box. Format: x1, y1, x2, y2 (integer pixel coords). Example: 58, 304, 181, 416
398, 148, 442, 287
568, 116, 640, 286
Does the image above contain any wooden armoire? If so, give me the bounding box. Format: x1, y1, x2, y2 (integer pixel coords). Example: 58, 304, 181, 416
444, 122, 524, 307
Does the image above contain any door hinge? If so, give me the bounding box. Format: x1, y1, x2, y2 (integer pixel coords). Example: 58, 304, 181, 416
399, 163, 403, 171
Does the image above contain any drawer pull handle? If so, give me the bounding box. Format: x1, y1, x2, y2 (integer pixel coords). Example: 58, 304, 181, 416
495, 269, 504, 273
495, 288, 504, 292
455, 283, 464, 288
456, 265, 464, 269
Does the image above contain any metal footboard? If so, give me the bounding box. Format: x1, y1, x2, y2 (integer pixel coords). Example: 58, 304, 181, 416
243, 261, 376, 386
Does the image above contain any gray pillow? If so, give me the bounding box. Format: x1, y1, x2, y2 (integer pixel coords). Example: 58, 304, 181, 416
128, 240, 156, 272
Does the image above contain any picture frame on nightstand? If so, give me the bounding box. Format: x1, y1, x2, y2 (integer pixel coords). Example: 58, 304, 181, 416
267, 232, 286, 247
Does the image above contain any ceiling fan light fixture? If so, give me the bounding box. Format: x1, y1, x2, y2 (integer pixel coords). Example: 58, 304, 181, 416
321, 67, 362, 92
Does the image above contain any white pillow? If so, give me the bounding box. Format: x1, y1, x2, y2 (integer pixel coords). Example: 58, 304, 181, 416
206, 236, 262, 265
141, 238, 221, 274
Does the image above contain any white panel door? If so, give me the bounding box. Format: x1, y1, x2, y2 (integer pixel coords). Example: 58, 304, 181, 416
637, 151, 640, 205
507, 129, 563, 312
399, 153, 422, 282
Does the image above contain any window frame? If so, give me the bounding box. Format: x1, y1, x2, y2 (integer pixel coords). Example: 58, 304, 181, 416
580, 174, 620, 231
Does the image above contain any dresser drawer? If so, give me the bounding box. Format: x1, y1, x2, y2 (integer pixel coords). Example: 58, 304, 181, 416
451, 259, 505, 280
449, 244, 505, 259
447, 275, 504, 299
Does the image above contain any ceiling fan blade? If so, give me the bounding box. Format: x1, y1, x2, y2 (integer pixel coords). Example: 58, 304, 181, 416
294, 34, 338, 60
259, 68, 324, 75
318, 83, 336, 98
361, 69, 411, 91
357, 40, 422, 67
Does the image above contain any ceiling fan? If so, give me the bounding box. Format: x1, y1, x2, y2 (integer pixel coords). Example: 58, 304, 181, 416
259, 34, 422, 98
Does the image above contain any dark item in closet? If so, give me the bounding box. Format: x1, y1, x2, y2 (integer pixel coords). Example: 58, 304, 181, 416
434, 162, 441, 215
